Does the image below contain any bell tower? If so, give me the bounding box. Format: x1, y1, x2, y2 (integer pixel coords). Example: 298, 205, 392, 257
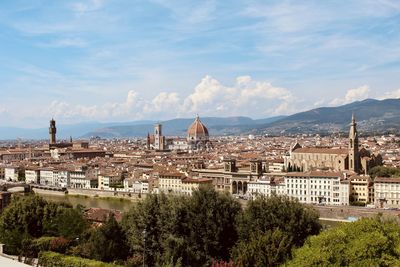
49, 118, 57, 144
154, 123, 164, 150
348, 113, 359, 173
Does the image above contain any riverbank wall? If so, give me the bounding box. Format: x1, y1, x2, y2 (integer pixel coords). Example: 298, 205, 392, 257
67, 188, 143, 199
33, 187, 143, 200
315, 205, 400, 222
32, 188, 66, 196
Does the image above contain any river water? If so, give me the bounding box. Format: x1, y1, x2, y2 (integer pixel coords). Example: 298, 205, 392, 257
40, 194, 342, 229
40, 194, 136, 212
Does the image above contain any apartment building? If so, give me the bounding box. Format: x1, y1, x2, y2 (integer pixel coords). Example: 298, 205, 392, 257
374, 177, 400, 208
284, 171, 349, 205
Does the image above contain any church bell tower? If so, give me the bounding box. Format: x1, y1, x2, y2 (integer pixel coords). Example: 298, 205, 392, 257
49, 118, 57, 144
348, 113, 359, 173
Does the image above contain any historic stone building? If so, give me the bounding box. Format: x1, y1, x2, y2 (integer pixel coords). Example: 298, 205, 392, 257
147, 116, 211, 151
187, 116, 210, 150
192, 158, 267, 195
284, 114, 382, 174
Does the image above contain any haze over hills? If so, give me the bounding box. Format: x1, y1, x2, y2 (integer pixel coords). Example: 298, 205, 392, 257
259, 98, 400, 135
0, 120, 155, 140
82, 116, 286, 138
83, 98, 400, 137
0, 98, 400, 140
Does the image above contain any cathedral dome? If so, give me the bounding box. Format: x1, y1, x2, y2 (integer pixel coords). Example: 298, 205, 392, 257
188, 116, 209, 138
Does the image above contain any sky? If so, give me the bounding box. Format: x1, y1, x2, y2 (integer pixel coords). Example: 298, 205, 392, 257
0, 0, 400, 128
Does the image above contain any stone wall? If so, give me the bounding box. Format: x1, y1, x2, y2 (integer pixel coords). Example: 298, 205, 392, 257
315, 205, 400, 222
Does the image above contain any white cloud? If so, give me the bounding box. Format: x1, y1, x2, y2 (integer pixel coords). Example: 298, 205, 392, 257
313, 99, 325, 106
330, 85, 369, 106
380, 88, 400, 99
183, 75, 294, 116
71, 0, 105, 14
183, 75, 233, 113
35, 75, 295, 124
144, 92, 180, 113
42, 38, 88, 48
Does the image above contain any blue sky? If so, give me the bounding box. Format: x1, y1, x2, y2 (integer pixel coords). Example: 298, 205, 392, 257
0, 0, 400, 127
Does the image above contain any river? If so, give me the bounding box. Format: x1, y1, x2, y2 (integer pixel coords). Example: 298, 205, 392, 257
39, 193, 343, 229
40, 194, 136, 212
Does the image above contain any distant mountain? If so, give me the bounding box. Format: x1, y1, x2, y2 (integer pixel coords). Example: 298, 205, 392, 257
259, 98, 400, 135
0, 120, 155, 140
2, 98, 399, 140
83, 116, 285, 138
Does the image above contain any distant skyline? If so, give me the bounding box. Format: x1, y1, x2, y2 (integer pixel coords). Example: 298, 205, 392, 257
1, 0, 400, 128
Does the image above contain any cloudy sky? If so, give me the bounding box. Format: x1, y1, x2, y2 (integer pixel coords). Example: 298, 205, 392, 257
0, 0, 400, 127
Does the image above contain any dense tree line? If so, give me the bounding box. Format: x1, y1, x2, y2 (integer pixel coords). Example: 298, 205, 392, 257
0, 195, 88, 255
4, 188, 372, 267
369, 166, 400, 179
287, 217, 400, 266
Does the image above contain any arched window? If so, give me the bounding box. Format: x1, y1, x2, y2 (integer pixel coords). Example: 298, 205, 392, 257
350, 139, 353, 148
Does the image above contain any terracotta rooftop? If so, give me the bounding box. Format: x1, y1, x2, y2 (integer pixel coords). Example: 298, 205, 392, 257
292, 147, 348, 155
84, 208, 123, 223
285, 171, 342, 178
375, 177, 400, 183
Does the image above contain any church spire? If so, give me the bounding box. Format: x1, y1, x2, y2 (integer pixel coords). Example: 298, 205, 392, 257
349, 113, 359, 173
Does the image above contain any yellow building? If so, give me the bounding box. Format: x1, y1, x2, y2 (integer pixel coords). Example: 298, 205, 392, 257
349, 175, 373, 204
158, 172, 185, 194
181, 178, 213, 195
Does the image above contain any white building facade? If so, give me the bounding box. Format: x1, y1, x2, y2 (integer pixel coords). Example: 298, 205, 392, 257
25, 169, 40, 184
374, 177, 400, 208
284, 172, 349, 206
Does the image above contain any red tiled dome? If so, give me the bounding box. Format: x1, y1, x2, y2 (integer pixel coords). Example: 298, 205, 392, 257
188, 116, 209, 137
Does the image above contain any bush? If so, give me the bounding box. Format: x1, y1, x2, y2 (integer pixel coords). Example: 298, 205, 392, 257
38, 251, 122, 267
369, 166, 400, 178
286, 218, 400, 266
0, 195, 88, 254
20, 236, 72, 258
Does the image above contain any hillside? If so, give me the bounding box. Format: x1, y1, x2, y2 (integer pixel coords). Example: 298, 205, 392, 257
83, 116, 285, 138
259, 98, 400, 135
1, 98, 400, 140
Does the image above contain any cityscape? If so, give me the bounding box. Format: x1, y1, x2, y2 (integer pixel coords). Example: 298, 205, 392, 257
1, 1, 400, 267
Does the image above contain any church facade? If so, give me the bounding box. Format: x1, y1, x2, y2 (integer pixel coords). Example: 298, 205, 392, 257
146, 116, 211, 151
284, 114, 382, 174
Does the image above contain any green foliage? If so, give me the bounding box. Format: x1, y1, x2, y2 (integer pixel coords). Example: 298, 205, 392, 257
72, 214, 129, 263
122, 186, 241, 267
182, 186, 241, 265
1, 189, 327, 266
236, 195, 321, 247
45, 207, 89, 238
232, 230, 292, 267
0, 195, 88, 255
369, 166, 400, 178
286, 218, 400, 267
233, 195, 321, 266
38, 251, 121, 267
21, 236, 71, 258
122, 193, 171, 266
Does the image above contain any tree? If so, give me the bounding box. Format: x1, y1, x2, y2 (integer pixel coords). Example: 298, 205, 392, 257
122, 193, 173, 266
369, 166, 400, 179
286, 218, 400, 267
182, 186, 241, 266
45, 207, 89, 239
234, 195, 321, 265
73, 214, 129, 263
236, 195, 321, 247
0, 195, 88, 255
122, 186, 242, 267
232, 230, 292, 267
